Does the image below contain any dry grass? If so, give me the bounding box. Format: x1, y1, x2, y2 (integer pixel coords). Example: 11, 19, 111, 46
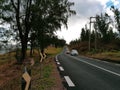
89, 51, 120, 62
45, 46, 62, 56
0, 46, 63, 90
0, 52, 16, 66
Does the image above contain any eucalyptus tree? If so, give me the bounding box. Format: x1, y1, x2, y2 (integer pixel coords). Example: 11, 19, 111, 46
0, 0, 75, 63
31, 0, 75, 58
51, 35, 66, 48
81, 28, 86, 41
0, 0, 33, 62
111, 6, 120, 33
95, 13, 111, 43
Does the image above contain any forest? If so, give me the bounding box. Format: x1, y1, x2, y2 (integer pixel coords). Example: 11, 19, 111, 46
69, 6, 120, 54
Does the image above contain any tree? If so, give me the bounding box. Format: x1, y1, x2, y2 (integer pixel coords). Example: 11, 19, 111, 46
107, 27, 115, 42
0, 0, 75, 63
85, 29, 90, 41
95, 13, 111, 43
80, 27, 89, 42
111, 6, 120, 33
0, 0, 33, 62
81, 28, 86, 41
30, 0, 75, 59
52, 36, 66, 48
91, 30, 95, 42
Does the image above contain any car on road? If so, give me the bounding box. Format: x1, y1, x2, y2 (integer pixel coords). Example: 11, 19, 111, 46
70, 49, 78, 56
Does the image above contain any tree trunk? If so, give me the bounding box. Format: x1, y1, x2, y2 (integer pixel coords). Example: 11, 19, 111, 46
41, 49, 44, 55
41, 48, 46, 59
21, 38, 27, 63
30, 42, 33, 57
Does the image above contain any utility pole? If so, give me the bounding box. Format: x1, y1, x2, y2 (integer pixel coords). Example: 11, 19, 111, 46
94, 22, 97, 51
89, 17, 96, 51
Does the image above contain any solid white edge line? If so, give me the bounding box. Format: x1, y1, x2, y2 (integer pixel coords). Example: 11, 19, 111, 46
56, 55, 59, 62
115, 64, 120, 66
57, 62, 60, 65
59, 66, 64, 71
64, 76, 75, 87
56, 56, 58, 60
67, 55, 120, 77
103, 61, 109, 63
72, 56, 120, 77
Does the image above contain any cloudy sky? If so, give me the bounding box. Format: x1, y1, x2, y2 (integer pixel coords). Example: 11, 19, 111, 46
56, 0, 120, 44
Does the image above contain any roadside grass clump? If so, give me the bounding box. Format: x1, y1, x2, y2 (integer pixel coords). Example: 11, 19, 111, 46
31, 63, 55, 90
103, 51, 120, 57
88, 51, 120, 62
43, 65, 52, 78
35, 78, 55, 90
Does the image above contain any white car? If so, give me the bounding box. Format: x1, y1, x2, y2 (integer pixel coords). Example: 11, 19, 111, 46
70, 49, 78, 56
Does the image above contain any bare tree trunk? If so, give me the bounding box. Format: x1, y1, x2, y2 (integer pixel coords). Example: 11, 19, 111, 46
21, 37, 28, 63
38, 49, 43, 63
30, 41, 33, 57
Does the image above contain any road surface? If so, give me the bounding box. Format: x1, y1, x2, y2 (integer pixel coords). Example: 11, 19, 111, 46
56, 47, 120, 90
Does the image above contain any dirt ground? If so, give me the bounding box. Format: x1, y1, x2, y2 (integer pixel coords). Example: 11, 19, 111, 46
49, 57, 66, 90
0, 60, 21, 90
0, 57, 65, 90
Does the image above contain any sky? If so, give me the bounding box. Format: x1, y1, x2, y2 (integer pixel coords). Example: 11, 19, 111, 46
56, 0, 120, 44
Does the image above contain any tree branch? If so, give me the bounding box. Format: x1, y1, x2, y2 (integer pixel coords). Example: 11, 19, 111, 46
11, 0, 17, 11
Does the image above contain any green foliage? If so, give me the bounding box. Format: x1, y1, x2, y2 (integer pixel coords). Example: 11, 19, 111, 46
43, 65, 52, 78
80, 27, 90, 42
0, 0, 75, 61
31, 0, 75, 52
95, 13, 111, 43
81, 28, 86, 41
70, 11, 120, 52
111, 6, 120, 33
32, 62, 55, 90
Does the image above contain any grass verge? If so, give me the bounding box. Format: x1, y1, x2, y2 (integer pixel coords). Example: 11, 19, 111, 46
85, 51, 120, 63
0, 47, 63, 90
31, 47, 63, 89
31, 61, 55, 90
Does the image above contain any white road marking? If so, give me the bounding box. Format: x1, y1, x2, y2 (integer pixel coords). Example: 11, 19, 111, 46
59, 66, 64, 71
56, 56, 59, 62
103, 61, 109, 63
115, 64, 120, 66
70, 56, 120, 77
56, 56, 58, 60
57, 62, 60, 65
95, 59, 100, 62
64, 76, 75, 87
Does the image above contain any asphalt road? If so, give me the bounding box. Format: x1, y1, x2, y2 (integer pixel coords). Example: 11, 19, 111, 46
57, 47, 120, 90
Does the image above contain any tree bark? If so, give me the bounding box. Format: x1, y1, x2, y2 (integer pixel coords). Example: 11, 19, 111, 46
30, 41, 33, 57
20, 36, 28, 63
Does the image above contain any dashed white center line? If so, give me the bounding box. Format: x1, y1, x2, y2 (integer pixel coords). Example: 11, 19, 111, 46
59, 66, 64, 71
64, 76, 75, 87
57, 62, 60, 65
56, 59, 58, 62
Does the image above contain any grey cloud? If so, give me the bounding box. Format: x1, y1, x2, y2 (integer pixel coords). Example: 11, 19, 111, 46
69, 0, 103, 18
